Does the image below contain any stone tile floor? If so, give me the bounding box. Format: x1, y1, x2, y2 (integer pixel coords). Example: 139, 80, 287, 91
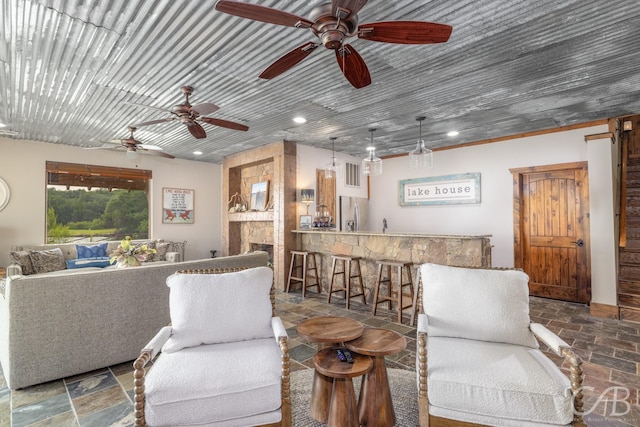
1, 291, 640, 426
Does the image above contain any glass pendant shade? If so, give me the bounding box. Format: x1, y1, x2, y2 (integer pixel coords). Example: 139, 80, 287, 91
409, 116, 433, 169
325, 137, 341, 179
362, 128, 382, 176
409, 139, 433, 169
362, 148, 382, 176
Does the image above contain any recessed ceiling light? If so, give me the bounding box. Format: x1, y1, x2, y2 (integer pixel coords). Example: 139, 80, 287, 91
193, 151, 203, 155
447, 130, 459, 137
293, 116, 307, 124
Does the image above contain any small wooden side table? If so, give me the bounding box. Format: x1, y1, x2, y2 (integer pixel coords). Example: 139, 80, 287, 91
297, 316, 365, 423
314, 347, 373, 427
345, 327, 407, 427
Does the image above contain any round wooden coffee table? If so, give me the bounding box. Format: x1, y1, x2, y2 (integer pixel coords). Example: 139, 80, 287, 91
314, 347, 373, 427
345, 327, 407, 427
297, 316, 365, 423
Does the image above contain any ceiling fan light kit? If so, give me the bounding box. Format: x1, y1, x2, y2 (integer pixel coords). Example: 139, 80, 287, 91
409, 116, 433, 169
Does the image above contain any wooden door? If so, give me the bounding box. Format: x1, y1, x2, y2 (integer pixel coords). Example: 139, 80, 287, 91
511, 162, 591, 303
316, 168, 336, 220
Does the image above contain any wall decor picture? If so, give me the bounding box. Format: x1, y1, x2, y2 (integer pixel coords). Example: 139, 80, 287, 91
250, 181, 269, 211
299, 215, 312, 229
399, 173, 481, 206
163, 188, 194, 223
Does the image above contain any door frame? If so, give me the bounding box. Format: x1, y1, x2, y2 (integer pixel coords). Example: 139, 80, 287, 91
510, 161, 591, 303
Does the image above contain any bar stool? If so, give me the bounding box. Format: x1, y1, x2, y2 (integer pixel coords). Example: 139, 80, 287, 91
327, 255, 366, 309
286, 250, 321, 297
371, 260, 414, 324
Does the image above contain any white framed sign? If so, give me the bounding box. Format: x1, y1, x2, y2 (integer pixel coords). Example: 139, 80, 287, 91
399, 173, 481, 206
163, 188, 194, 223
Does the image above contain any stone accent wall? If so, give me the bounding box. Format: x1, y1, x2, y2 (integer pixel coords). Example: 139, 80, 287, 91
241, 221, 274, 253
296, 231, 491, 302
241, 162, 274, 210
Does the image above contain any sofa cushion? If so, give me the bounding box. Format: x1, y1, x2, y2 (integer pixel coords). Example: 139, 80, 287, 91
420, 263, 538, 348
162, 266, 274, 353
147, 241, 170, 262
10, 250, 36, 275
29, 248, 67, 274
146, 339, 282, 426
66, 257, 111, 269
76, 242, 108, 259
427, 336, 573, 425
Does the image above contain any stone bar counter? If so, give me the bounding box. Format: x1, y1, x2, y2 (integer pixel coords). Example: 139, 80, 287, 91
292, 229, 492, 300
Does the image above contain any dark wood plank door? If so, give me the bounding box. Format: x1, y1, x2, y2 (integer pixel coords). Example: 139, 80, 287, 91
511, 163, 591, 303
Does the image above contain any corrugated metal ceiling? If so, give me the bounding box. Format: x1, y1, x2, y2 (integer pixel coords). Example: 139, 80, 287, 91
1, 0, 639, 163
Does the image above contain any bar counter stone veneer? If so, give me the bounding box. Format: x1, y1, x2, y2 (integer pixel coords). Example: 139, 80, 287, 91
293, 230, 492, 303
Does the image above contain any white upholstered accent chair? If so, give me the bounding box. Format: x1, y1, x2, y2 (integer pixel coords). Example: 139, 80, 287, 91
416, 263, 584, 427
133, 267, 291, 427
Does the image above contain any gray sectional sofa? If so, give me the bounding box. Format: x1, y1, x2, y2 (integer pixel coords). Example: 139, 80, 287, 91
0, 250, 269, 389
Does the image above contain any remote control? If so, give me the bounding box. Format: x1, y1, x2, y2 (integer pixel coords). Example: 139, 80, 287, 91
343, 349, 354, 363
336, 349, 347, 362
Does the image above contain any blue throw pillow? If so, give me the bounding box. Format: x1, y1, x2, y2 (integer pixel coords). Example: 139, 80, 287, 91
76, 242, 108, 259
66, 257, 111, 269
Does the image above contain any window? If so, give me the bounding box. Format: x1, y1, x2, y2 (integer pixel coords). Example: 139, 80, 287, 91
45, 161, 152, 243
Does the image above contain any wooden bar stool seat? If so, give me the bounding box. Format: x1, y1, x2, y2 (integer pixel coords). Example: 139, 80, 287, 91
371, 260, 414, 324
327, 255, 366, 309
286, 250, 321, 297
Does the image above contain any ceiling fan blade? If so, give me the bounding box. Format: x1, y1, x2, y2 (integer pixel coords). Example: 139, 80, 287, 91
259, 42, 320, 80
190, 102, 220, 116
139, 148, 175, 159
215, 0, 313, 28
358, 21, 452, 44
138, 144, 164, 151
335, 44, 371, 89
331, 0, 368, 18
186, 122, 207, 139
132, 117, 176, 128
200, 117, 249, 132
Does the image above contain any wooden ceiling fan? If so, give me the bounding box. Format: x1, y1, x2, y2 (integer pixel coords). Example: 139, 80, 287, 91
215, 0, 452, 89
88, 126, 175, 159
132, 86, 249, 139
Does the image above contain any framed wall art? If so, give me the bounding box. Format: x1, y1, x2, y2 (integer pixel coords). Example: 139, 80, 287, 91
250, 181, 269, 211
299, 215, 312, 230
399, 173, 481, 206
163, 188, 194, 223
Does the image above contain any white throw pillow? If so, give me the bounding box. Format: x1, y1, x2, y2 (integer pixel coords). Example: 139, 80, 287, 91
162, 266, 274, 353
420, 263, 538, 348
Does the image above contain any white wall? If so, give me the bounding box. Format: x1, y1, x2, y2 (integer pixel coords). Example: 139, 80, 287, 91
0, 138, 221, 265
365, 125, 616, 305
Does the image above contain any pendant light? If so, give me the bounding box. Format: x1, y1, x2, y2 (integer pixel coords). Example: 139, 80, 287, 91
409, 116, 433, 169
325, 137, 341, 179
362, 128, 382, 176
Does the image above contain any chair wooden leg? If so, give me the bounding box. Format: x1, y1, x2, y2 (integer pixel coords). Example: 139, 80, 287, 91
286, 253, 296, 293
372, 263, 383, 315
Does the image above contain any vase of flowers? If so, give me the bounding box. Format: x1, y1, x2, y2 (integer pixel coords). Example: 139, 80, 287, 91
110, 236, 156, 268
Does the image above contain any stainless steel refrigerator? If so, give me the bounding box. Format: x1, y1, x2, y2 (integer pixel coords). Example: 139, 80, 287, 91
338, 196, 369, 231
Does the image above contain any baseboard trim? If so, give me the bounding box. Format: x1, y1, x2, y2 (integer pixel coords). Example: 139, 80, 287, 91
590, 302, 619, 320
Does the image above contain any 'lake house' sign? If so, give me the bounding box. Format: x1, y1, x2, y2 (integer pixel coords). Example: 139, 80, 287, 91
399, 172, 481, 206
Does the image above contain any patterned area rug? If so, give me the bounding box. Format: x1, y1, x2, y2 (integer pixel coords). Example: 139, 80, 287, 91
290, 368, 419, 426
